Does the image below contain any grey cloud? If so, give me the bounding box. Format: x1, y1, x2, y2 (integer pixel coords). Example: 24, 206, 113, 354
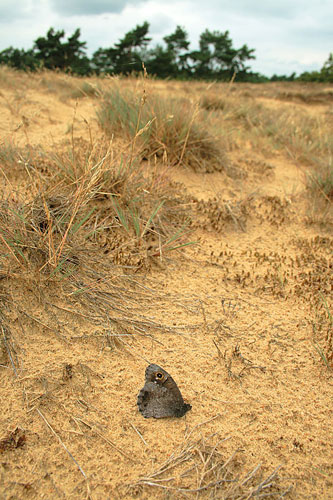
49, 0, 148, 16
0, 0, 27, 22
227, 0, 307, 19
189, 0, 328, 20
149, 14, 174, 36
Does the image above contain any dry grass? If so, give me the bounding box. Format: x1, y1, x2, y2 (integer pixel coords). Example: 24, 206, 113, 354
40, 75, 102, 101
0, 141, 18, 164
306, 161, 333, 201
195, 83, 332, 170
304, 162, 333, 228
97, 86, 228, 172
130, 432, 292, 499
0, 127, 194, 280
0, 68, 332, 499
200, 93, 228, 111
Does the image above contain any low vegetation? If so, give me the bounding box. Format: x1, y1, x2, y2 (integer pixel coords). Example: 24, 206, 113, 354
0, 67, 332, 499
0, 138, 193, 279
97, 86, 227, 172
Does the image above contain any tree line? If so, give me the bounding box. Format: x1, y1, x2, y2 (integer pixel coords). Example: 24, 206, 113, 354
0, 23, 332, 82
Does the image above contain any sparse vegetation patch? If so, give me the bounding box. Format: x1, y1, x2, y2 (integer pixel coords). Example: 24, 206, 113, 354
97, 87, 227, 172
0, 69, 332, 500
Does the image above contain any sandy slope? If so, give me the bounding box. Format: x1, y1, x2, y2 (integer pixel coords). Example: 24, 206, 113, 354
0, 73, 332, 499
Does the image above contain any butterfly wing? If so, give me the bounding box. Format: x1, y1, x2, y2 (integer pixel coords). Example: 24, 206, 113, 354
137, 382, 181, 418
137, 364, 192, 418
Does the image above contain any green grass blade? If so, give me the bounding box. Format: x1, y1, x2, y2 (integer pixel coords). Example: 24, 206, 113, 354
111, 196, 129, 233
9, 242, 28, 262
8, 207, 28, 224
128, 206, 141, 238
165, 241, 197, 252
48, 257, 69, 278
71, 208, 96, 235
312, 341, 330, 369
319, 292, 332, 324
140, 200, 165, 238
164, 219, 191, 246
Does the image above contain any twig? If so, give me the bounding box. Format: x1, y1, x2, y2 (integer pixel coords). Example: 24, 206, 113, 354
73, 417, 137, 463
185, 414, 222, 441
36, 409, 92, 499
19, 309, 67, 341
196, 438, 230, 491
239, 365, 267, 377
246, 465, 282, 499
45, 301, 99, 320
241, 463, 262, 486
129, 421, 148, 447
213, 339, 223, 358
0, 324, 17, 376
138, 477, 235, 492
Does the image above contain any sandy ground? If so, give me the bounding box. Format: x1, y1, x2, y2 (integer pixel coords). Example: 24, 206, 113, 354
0, 72, 332, 499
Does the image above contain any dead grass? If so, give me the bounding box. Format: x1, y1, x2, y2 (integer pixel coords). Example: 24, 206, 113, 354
270, 88, 333, 105
97, 86, 228, 172
197, 86, 332, 169
0, 69, 332, 499
0, 67, 104, 102
40, 76, 102, 101
200, 93, 227, 111
0, 193, 88, 277
304, 162, 333, 228
306, 161, 333, 201
130, 432, 292, 499
0, 130, 193, 279
0, 141, 18, 165
194, 197, 249, 233
230, 81, 333, 103
0, 65, 26, 88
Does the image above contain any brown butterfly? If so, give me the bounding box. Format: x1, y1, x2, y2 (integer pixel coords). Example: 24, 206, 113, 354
137, 364, 192, 418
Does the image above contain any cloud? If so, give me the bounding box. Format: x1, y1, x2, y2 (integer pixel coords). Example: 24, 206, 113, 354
49, 0, 148, 16
0, 0, 28, 22
217, 0, 308, 19
149, 13, 174, 36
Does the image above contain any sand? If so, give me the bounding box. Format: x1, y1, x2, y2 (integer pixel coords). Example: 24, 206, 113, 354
0, 71, 332, 499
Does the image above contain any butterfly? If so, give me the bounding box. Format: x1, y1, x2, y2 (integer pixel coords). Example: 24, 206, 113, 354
137, 364, 192, 418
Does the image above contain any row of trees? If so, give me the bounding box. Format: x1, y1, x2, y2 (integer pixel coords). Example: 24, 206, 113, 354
297, 53, 333, 82
0, 24, 332, 82
0, 24, 258, 80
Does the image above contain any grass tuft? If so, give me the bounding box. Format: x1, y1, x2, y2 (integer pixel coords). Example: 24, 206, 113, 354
307, 161, 333, 201
0, 132, 193, 276
97, 87, 227, 172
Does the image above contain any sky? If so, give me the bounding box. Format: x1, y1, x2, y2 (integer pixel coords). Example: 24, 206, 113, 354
0, 0, 332, 76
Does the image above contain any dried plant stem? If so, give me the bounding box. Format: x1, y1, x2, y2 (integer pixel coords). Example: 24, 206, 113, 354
0, 232, 23, 266
1, 324, 17, 376
177, 103, 199, 167
36, 409, 92, 499
129, 422, 148, 447
74, 417, 137, 462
